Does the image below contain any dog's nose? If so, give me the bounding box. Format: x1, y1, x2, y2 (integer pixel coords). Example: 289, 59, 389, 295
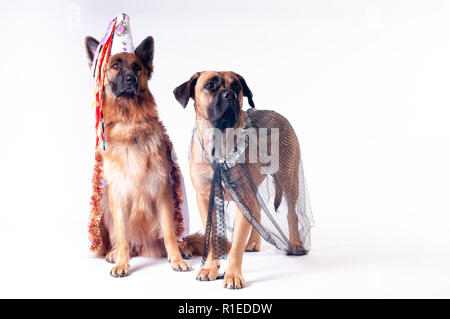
125, 73, 138, 85
221, 90, 235, 101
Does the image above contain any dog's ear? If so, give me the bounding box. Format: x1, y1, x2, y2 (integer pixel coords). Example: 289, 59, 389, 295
85, 36, 100, 69
173, 72, 201, 108
236, 73, 255, 108
135, 36, 154, 71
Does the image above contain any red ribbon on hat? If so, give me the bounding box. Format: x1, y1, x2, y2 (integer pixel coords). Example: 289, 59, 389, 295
92, 19, 117, 150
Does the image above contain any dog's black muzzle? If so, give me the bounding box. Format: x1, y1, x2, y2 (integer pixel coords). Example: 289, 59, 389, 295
210, 90, 240, 131
113, 72, 139, 98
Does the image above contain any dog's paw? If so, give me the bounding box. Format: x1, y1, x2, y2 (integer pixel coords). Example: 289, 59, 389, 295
287, 244, 308, 256
245, 240, 261, 252
223, 271, 246, 289
105, 249, 117, 263
169, 257, 192, 272
196, 267, 220, 281
110, 264, 129, 278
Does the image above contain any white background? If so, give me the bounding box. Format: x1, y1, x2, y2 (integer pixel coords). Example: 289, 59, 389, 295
1, 0, 450, 298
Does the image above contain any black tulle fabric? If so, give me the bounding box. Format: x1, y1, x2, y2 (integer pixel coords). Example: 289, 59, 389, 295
199, 109, 314, 265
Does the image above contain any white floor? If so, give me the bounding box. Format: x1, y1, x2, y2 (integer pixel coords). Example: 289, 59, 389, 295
3, 218, 449, 299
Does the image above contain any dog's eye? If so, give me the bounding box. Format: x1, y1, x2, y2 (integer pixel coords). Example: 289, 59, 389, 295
111, 62, 121, 70
132, 62, 141, 72
205, 81, 215, 90
231, 82, 241, 93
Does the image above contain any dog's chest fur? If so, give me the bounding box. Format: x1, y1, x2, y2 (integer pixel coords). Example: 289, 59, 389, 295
102, 119, 170, 201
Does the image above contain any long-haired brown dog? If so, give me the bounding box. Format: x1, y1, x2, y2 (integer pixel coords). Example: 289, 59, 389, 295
174, 71, 307, 289
85, 36, 201, 277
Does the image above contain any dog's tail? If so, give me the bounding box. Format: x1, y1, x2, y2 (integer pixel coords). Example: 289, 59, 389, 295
274, 182, 283, 212
179, 232, 233, 259
179, 232, 205, 258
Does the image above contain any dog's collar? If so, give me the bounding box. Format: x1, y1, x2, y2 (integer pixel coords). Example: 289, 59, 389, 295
194, 110, 251, 168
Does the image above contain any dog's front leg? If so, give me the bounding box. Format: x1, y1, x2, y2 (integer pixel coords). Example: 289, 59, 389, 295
223, 205, 251, 289
159, 186, 192, 272
195, 192, 221, 281
108, 193, 130, 278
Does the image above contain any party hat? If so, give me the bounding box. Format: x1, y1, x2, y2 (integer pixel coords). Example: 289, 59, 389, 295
110, 14, 135, 55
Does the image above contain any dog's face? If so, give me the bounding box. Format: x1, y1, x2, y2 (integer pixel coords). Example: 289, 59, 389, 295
174, 71, 255, 131
84, 36, 155, 101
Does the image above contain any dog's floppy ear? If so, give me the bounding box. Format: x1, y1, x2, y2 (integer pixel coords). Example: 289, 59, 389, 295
236, 73, 255, 108
135, 36, 154, 71
173, 72, 201, 108
85, 36, 100, 69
